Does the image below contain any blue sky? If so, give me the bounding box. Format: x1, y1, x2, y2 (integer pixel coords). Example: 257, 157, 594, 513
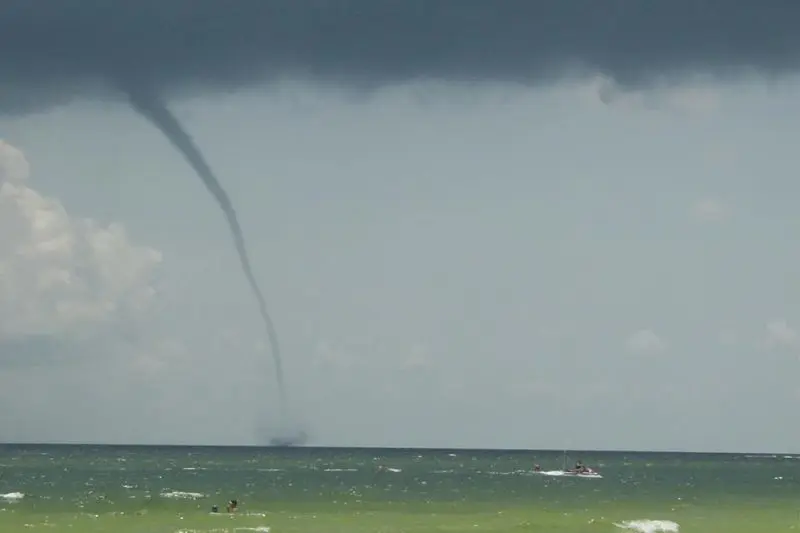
2, 72, 800, 451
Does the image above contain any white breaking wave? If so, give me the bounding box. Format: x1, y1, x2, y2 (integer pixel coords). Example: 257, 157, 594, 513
209, 512, 268, 518
160, 491, 205, 500
614, 519, 680, 533
175, 529, 231, 533
1, 492, 24, 501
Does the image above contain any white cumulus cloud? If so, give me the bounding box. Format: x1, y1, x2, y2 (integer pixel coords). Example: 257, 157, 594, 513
0, 140, 162, 361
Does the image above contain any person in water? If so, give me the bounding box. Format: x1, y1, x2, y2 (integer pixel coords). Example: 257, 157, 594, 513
226, 499, 238, 513
533, 464, 542, 472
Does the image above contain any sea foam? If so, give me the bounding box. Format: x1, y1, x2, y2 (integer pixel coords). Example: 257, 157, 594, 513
160, 491, 205, 500
614, 519, 680, 533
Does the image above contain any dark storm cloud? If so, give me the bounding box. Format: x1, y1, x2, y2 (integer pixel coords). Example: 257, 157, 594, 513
2, 0, 800, 114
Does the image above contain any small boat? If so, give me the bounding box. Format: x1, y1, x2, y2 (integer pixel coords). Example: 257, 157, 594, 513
559, 468, 603, 479
533, 451, 603, 479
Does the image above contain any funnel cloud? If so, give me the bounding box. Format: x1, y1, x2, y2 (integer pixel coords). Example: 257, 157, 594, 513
120, 82, 299, 444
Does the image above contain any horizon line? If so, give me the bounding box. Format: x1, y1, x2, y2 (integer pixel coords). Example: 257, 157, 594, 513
0, 442, 796, 456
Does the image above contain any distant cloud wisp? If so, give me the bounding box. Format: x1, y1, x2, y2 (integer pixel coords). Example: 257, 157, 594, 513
626, 329, 667, 355
691, 199, 731, 223
765, 319, 799, 350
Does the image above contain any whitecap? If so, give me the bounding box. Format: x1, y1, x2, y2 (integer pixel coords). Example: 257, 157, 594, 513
175, 529, 229, 533
614, 519, 680, 533
1, 492, 24, 501
160, 491, 205, 500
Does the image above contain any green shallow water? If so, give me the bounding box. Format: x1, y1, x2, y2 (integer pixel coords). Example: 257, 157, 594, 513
1, 445, 799, 532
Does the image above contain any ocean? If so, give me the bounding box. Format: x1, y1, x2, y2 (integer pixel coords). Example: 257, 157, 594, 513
1, 445, 798, 532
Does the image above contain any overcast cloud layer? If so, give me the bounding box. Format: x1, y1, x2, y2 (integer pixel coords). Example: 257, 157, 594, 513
2, 1, 800, 452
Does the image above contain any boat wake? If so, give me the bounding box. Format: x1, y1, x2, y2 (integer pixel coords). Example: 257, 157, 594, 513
535, 470, 603, 479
